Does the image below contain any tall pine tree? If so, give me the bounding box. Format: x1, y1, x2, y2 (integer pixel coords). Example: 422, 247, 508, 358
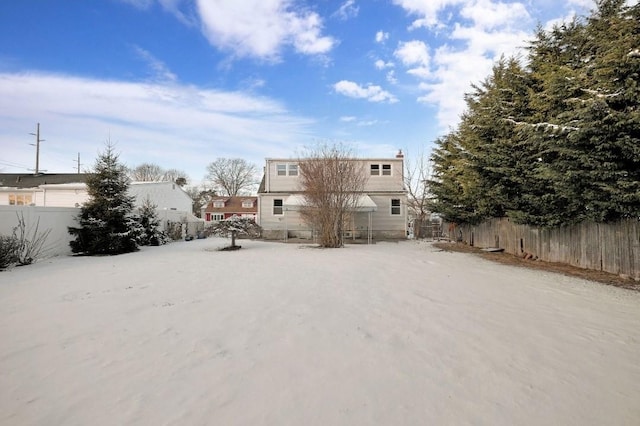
69, 144, 141, 255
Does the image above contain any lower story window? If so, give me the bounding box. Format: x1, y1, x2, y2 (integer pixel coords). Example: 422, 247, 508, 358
213, 213, 224, 221
273, 199, 283, 215
391, 199, 401, 215
9, 194, 32, 205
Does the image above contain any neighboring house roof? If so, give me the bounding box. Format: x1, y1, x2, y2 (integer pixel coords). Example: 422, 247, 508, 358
0, 173, 91, 189
128, 181, 193, 212
204, 196, 257, 214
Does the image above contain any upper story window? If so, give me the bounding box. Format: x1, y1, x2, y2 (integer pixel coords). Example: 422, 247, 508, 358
242, 200, 254, 208
371, 163, 391, 176
213, 200, 225, 208
9, 194, 32, 205
276, 163, 298, 176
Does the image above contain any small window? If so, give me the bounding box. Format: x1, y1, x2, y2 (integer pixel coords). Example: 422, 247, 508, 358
213, 200, 225, 208
382, 164, 391, 175
370, 164, 380, 176
391, 199, 401, 215
277, 164, 287, 176
273, 199, 283, 215
213, 213, 224, 221
288, 164, 298, 176
242, 200, 254, 208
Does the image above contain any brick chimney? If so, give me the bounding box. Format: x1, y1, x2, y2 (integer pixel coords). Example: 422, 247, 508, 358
396, 149, 404, 159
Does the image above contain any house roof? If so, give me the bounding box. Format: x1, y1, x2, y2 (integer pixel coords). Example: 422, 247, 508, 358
0, 173, 92, 189
204, 196, 257, 214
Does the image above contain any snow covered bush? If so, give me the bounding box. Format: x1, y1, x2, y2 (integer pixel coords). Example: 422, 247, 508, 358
0, 235, 19, 270
136, 197, 170, 246
209, 216, 261, 249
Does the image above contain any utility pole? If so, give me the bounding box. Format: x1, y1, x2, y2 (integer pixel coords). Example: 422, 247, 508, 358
73, 152, 83, 173
29, 123, 44, 174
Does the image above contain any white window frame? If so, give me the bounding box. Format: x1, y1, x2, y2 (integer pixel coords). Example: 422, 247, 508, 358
277, 164, 287, 176
213, 200, 225, 208
212, 213, 224, 221
242, 200, 254, 208
288, 164, 298, 176
370, 164, 380, 176
382, 164, 391, 175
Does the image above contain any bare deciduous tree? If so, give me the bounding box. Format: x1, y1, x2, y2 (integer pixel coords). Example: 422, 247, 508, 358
129, 163, 164, 182
184, 185, 217, 217
205, 158, 258, 196
163, 169, 189, 186
129, 163, 188, 185
404, 150, 432, 238
298, 143, 367, 248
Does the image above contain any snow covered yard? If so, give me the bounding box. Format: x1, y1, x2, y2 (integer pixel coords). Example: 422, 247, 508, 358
1, 238, 639, 425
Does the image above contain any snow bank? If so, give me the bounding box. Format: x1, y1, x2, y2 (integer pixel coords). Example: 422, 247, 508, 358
1, 239, 639, 425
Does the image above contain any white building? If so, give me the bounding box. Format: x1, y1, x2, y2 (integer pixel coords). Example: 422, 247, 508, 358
257, 152, 408, 241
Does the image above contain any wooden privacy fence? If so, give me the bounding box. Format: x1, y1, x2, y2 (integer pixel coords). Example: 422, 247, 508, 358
446, 218, 639, 281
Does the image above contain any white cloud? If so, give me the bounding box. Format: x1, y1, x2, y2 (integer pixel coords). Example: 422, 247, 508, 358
333, 0, 359, 20
195, 0, 335, 61
0, 72, 313, 181
118, 0, 154, 9
374, 59, 394, 69
132, 46, 177, 83
333, 80, 398, 103
392, 0, 465, 29
459, 0, 530, 30
386, 70, 398, 84
394, 40, 431, 78
375, 30, 389, 43
340, 116, 356, 122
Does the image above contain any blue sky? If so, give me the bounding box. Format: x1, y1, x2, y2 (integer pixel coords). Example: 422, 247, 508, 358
0, 0, 599, 185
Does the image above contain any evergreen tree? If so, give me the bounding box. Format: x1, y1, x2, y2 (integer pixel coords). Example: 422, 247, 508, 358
459, 57, 534, 220
136, 197, 169, 246
429, 0, 639, 227
68, 144, 140, 255
428, 133, 484, 224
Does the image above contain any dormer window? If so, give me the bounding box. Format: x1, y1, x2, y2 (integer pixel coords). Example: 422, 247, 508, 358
277, 163, 298, 176
242, 200, 254, 208
213, 200, 225, 208
371, 163, 391, 176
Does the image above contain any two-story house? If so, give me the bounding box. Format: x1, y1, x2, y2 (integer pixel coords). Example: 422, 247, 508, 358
257, 152, 407, 242
202, 196, 258, 223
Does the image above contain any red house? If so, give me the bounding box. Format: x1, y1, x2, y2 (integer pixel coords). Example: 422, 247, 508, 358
202, 196, 257, 223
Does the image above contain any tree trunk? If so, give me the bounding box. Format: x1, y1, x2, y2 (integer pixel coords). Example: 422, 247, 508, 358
231, 231, 237, 247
